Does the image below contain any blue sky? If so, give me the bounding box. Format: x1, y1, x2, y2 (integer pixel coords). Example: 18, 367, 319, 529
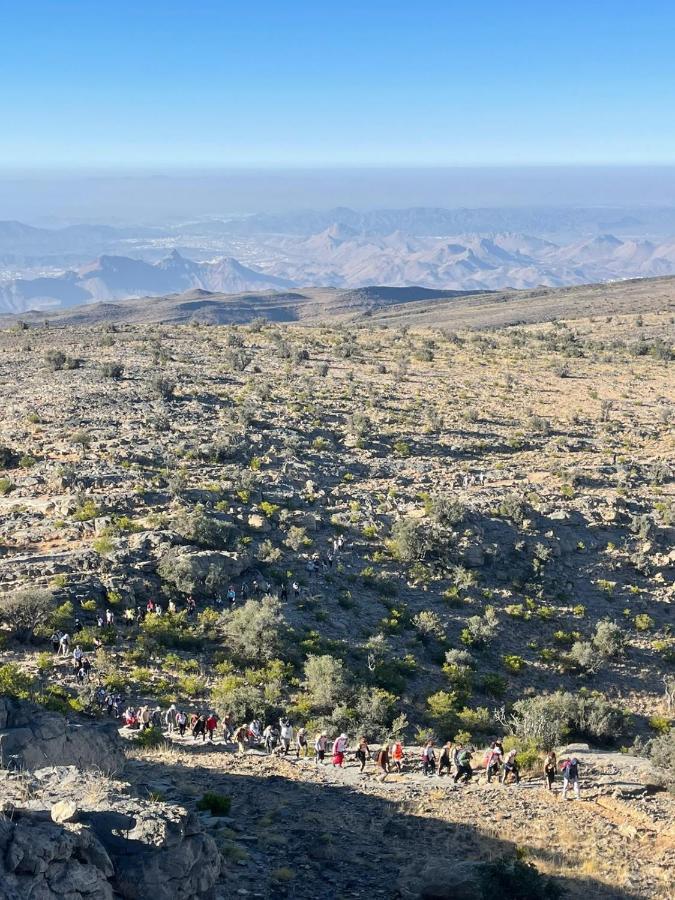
2, 0, 674, 167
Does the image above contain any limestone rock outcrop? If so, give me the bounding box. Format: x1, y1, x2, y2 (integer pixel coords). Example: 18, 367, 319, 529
0, 767, 221, 899
0, 698, 125, 774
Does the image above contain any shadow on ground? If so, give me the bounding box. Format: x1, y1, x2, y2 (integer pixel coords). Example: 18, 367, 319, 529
128, 752, 644, 900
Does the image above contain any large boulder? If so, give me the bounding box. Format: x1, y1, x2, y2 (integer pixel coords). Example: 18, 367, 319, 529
0, 699, 124, 775
0, 811, 115, 899
0, 767, 221, 899
157, 545, 250, 595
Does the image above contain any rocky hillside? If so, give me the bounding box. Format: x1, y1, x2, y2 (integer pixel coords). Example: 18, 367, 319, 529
0, 299, 673, 897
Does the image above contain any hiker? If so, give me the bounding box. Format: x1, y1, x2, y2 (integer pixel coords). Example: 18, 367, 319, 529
249, 719, 263, 744
176, 710, 188, 737
51, 631, 61, 654
206, 713, 218, 742
139, 706, 152, 731
193, 714, 207, 742
391, 739, 404, 773
484, 741, 503, 783
375, 743, 389, 781
222, 712, 235, 742
59, 632, 70, 656
168, 599, 176, 614
164, 704, 177, 734
226, 585, 236, 605
263, 723, 278, 754
438, 741, 453, 777
292, 581, 300, 598
332, 733, 348, 767
73, 617, 83, 633
296, 727, 308, 758
544, 751, 557, 791
280, 584, 288, 603
314, 732, 327, 764
454, 746, 473, 784
561, 757, 581, 800
279, 718, 294, 755
501, 748, 520, 784
235, 724, 248, 755
421, 740, 436, 776
355, 736, 371, 773
72, 645, 83, 669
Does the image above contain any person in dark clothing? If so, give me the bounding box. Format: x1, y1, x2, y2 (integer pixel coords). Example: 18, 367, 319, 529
355, 736, 370, 772
193, 714, 207, 742
454, 747, 473, 783
438, 742, 453, 777
544, 751, 557, 791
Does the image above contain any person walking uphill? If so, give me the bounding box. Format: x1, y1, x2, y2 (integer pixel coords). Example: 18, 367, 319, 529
355, 736, 370, 773
391, 739, 404, 773
421, 740, 436, 776
206, 713, 218, 742
279, 718, 293, 755
193, 714, 207, 742
501, 748, 520, 784
454, 746, 473, 784
374, 743, 389, 781
544, 750, 557, 791
332, 733, 348, 767
314, 732, 327, 764
561, 756, 581, 800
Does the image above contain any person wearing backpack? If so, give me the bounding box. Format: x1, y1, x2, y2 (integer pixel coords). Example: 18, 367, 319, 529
176, 710, 187, 737
561, 757, 581, 800
454, 746, 473, 784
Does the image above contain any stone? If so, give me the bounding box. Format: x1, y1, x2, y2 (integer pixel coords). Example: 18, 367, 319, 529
51, 799, 79, 824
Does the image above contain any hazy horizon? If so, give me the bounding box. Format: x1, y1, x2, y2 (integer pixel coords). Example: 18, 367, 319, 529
5, 166, 675, 224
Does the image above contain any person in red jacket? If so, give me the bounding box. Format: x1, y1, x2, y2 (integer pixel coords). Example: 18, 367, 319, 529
206, 713, 218, 742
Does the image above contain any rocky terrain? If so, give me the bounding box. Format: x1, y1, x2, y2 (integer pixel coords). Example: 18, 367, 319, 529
0, 282, 673, 897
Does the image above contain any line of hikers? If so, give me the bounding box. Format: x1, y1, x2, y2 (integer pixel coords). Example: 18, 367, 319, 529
122, 707, 581, 796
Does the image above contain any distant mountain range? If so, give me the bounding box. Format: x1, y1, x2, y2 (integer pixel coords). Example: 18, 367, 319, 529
5, 211, 675, 313
0, 251, 293, 313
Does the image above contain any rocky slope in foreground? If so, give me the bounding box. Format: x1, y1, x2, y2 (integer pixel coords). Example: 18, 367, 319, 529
0, 702, 220, 900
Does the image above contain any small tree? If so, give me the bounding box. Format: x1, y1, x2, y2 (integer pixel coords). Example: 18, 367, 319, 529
592, 620, 625, 658
0, 587, 56, 643
302, 654, 349, 710
221, 596, 283, 665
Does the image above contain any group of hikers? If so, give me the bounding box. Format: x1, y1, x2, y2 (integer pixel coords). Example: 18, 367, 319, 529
120, 705, 582, 797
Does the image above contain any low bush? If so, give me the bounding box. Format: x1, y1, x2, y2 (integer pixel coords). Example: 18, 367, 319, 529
197, 792, 232, 816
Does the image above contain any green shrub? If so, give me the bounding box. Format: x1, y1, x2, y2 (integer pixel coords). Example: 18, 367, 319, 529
0, 663, 34, 699
134, 726, 167, 749
0, 587, 56, 642
648, 715, 671, 735
197, 792, 232, 816
502, 654, 526, 673
634, 614, 654, 632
